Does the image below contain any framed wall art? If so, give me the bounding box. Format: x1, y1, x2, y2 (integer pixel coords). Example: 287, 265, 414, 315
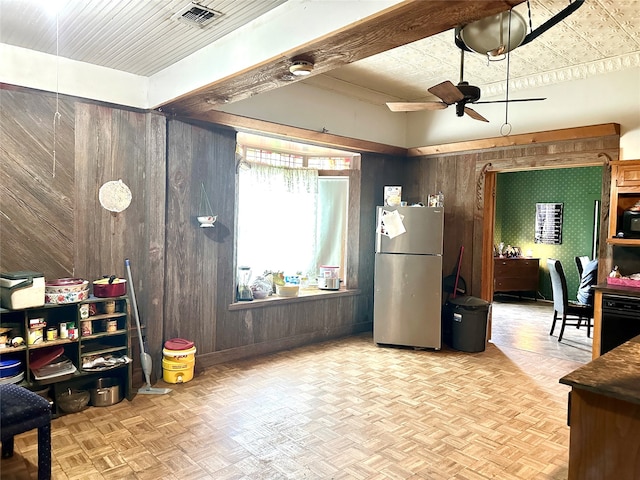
535, 202, 563, 244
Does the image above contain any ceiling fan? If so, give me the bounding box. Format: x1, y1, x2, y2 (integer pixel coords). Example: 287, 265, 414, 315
386, 49, 545, 122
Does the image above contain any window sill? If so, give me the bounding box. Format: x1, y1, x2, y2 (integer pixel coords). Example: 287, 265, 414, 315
228, 287, 360, 311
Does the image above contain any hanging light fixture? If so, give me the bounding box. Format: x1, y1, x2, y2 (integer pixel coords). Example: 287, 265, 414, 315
455, 0, 585, 60
458, 10, 527, 59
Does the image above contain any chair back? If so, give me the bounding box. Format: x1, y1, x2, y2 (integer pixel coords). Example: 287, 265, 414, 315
575, 255, 589, 278
548, 258, 569, 314
577, 258, 598, 305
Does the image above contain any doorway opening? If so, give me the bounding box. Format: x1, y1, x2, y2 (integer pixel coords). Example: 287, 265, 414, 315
482, 166, 605, 363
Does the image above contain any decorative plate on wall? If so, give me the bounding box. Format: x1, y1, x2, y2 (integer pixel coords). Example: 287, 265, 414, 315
99, 180, 132, 212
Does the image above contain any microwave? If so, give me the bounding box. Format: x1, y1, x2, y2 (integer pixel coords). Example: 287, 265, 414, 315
622, 210, 640, 238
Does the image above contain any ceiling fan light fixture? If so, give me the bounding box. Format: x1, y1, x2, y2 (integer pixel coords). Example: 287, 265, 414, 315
459, 10, 527, 58
289, 60, 314, 76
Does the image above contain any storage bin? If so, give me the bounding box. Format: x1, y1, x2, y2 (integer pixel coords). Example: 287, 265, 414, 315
444, 296, 491, 353
0, 271, 45, 309
162, 356, 194, 384
0, 359, 22, 378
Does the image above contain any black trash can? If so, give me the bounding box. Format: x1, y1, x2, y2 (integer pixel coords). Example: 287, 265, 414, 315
444, 296, 491, 352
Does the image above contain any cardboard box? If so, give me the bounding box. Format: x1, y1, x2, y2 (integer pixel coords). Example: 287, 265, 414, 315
384, 186, 402, 206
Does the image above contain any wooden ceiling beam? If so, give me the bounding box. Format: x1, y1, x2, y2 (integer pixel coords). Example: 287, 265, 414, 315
408, 123, 621, 157
178, 110, 408, 157
159, 0, 525, 120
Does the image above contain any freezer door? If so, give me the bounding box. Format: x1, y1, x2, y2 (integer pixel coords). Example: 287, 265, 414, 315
373, 253, 442, 349
375, 206, 443, 255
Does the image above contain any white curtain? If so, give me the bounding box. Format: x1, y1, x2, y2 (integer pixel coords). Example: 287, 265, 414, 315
238, 163, 318, 278
315, 177, 349, 280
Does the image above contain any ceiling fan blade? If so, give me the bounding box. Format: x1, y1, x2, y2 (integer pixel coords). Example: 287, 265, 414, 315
464, 107, 489, 123
427, 81, 464, 104
475, 97, 546, 104
386, 102, 448, 112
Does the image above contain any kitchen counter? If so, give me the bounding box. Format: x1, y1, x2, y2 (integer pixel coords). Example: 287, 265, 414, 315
592, 281, 640, 297
560, 334, 640, 405
559, 334, 640, 479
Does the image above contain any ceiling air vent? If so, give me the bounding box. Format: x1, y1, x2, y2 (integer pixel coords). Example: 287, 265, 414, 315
172, 2, 221, 28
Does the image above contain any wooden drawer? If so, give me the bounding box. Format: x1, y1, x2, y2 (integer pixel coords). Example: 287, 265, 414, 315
495, 277, 537, 291
494, 259, 538, 276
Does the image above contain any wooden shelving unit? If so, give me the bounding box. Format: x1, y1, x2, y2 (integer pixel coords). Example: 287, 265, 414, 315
0, 296, 132, 415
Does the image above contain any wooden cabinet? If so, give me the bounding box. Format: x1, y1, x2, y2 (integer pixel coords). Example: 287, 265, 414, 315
566, 388, 640, 480
493, 257, 539, 299
608, 159, 640, 246
615, 161, 640, 187
0, 296, 132, 415
561, 336, 640, 480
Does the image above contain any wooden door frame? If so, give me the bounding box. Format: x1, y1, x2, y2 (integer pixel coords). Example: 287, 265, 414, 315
416, 124, 619, 341
480, 162, 613, 340
481, 171, 497, 303
481, 171, 497, 339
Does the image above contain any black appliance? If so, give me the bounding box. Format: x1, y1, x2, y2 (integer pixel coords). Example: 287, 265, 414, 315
600, 294, 640, 355
621, 210, 640, 238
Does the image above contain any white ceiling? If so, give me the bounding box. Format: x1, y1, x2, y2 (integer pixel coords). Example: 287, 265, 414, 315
0, 0, 288, 77
313, 0, 640, 102
1, 0, 639, 104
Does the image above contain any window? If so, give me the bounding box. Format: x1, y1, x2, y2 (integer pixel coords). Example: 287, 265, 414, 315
236, 136, 356, 291
237, 162, 319, 277
316, 177, 349, 280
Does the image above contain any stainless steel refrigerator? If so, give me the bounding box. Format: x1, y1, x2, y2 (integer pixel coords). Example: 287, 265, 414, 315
374, 206, 443, 349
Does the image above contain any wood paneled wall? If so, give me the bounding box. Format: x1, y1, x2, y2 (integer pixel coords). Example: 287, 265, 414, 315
1, 87, 405, 377
164, 120, 236, 357
1, 90, 167, 383
0, 88, 75, 278
402, 155, 477, 287
74, 103, 167, 381
356, 153, 405, 325
5, 86, 619, 376
402, 133, 620, 298
164, 120, 404, 367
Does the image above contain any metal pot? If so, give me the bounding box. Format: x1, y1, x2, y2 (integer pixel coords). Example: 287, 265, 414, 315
90, 377, 123, 406
92, 276, 127, 298
317, 277, 341, 290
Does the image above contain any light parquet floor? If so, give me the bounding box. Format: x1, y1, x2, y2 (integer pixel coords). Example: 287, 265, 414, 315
2, 322, 582, 480
490, 296, 593, 364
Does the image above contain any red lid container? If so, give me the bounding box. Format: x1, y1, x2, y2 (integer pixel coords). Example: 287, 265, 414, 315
164, 338, 195, 350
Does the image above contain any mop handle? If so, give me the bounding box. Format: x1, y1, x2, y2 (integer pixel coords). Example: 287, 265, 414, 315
125, 258, 146, 355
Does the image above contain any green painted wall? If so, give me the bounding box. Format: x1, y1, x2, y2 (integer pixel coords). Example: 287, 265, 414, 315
495, 167, 603, 301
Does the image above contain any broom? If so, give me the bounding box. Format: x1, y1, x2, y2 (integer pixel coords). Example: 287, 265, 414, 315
125, 258, 171, 395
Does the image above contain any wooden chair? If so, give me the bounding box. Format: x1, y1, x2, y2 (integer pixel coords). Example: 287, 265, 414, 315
0, 384, 52, 480
574, 255, 590, 278
547, 258, 594, 342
